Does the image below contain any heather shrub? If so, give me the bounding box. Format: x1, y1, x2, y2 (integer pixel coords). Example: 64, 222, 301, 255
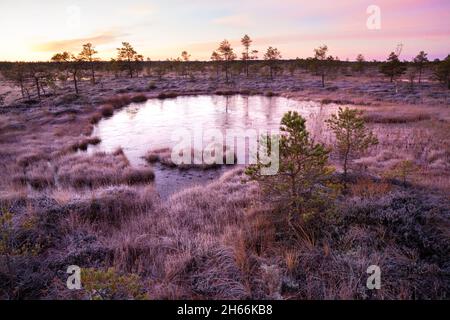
16, 152, 50, 167
89, 112, 102, 125
70, 137, 101, 152
104, 95, 132, 109
130, 94, 147, 103
100, 104, 114, 117
122, 168, 155, 185
157, 92, 178, 99
343, 191, 449, 260
147, 81, 157, 90
81, 267, 148, 300
383, 160, 420, 185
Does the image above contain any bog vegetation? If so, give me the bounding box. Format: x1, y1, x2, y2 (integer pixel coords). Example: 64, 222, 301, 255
0, 35, 449, 300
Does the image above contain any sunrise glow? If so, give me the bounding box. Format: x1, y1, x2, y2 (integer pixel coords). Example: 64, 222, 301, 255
1, 0, 449, 61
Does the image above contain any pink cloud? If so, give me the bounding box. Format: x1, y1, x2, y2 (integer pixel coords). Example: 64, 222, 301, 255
32, 31, 125, 53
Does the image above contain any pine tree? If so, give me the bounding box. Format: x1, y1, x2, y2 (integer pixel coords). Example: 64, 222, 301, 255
246, 111, 333, 236
354, 54, 365, 74
3, 62, 28, 99
263, 47, 282, 79
78, 43, 98, 84
380, 52, 406, 82
210, 51, 222, 78
241, 34, 255, 77
181, 51, 190, 62
51, 52, 82, 94
180, 51, 191, 77
326, 107, 378, 186
434, 54, 450, 89
217, 40, 236, 82
116, 42, 140, 78
413, 51, 428, 84
313, 45, 335, 87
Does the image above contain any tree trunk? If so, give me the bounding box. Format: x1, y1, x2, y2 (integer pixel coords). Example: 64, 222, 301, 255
321, 73, 325, 87
73, 71, 79, 94
418, 66, 422, 84
225, 63, 229, 82
19, 81, 25, 99
343, 131, 351, 191
34, 77, 41, 100
91, 63, 96, 84
128, 60, 133, 78
245, 58, 249, 78
343, 155, 348, 180
245, 48, 249, 77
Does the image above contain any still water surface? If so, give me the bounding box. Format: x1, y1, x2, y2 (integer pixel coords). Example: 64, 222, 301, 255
90, 95, 336, 197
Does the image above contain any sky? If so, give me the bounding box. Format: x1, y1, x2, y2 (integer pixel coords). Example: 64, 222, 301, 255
0, 0, 449, 61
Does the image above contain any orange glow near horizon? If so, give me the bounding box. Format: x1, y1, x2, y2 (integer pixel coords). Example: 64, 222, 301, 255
0, 0, 449, 62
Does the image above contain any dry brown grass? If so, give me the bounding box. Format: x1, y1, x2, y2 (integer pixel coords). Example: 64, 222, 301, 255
0, 75, 449, 300
66, 185, 158, 228
104, 95, 132, 109
352, 117, 449, 194
95, 168, 260, 298
56, 151, 154, 188
69, 137, 101, 152
145, 147, 237, 170
350, 177, 393, 198
16, 152, 50, 167
363, 112, 431, 124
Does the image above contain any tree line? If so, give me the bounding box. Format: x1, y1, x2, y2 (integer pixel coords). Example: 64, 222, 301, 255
1, 35, 449, 102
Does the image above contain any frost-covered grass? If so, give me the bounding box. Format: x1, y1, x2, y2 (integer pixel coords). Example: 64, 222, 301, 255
0, 72, 448, 299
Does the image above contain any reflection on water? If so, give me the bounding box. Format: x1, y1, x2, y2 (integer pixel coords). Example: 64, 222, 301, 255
90, 95, 335, 167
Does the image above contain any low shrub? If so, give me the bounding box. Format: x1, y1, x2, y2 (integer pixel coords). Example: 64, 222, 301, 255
104, 96, 132, 109
157, 92, 178, 99
81, 267, 147, 300
70, 137, 101, 152
122, 168, 155, 185
101, 105, 114, 117
89, 113, 102, 125
130, 95, 148, 103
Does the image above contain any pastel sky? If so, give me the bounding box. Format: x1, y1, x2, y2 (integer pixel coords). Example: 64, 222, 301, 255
0, 0, 449, 61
